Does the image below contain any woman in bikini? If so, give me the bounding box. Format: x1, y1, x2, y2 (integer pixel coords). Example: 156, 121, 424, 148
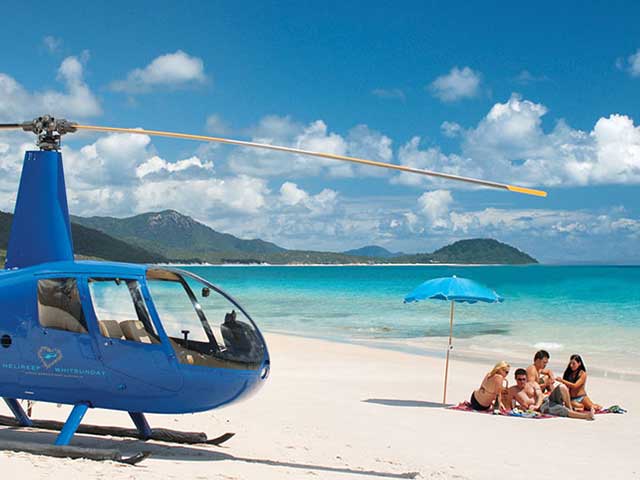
470, 361, 510, 411
556, 354, 601, 412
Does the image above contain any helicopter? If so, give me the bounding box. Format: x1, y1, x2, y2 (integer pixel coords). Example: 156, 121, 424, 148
0, 115, 546, 463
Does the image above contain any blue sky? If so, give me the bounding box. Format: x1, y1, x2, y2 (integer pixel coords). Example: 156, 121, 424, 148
1, 1, 639, 263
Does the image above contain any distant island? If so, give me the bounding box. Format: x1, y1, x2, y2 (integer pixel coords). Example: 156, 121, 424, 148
0, 210, 537, 266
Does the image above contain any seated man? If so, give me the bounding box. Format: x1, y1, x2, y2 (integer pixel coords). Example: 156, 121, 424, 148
507, 368, 544, 411
526, 349, 556, 394
540, 384, 595, 420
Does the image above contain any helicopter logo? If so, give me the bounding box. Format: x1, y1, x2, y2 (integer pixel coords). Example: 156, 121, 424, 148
37, 347, 63, 369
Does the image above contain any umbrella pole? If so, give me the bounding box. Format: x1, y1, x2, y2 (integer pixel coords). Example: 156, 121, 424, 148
443, 300, 455, 405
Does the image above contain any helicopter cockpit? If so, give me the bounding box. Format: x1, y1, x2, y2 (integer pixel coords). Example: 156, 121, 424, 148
144, 268, 265, 369
83, 268, 265, 370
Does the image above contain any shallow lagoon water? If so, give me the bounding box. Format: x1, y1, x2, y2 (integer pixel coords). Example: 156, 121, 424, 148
182, 265, 640, 376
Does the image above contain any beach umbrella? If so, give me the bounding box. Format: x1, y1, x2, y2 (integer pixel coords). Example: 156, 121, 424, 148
404, 275, 503, 404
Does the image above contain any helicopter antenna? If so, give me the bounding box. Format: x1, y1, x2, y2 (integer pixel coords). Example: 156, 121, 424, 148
4, 115, 547, 196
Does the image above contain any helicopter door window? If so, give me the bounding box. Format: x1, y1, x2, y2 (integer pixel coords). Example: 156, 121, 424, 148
182, 276, 264, 363
37, 278, 88, 334
88, 278, 159, 344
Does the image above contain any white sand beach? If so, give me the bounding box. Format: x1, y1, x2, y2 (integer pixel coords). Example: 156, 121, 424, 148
0, 332, 637, 479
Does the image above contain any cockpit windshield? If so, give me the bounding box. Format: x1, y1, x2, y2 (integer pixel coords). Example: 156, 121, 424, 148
146, 269, 264, 369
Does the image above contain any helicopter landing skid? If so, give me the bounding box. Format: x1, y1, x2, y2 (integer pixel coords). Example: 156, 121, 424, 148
0, 414, 235, 446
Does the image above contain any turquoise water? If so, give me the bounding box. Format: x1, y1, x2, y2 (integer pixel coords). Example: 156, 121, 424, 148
183, 265, 640, 374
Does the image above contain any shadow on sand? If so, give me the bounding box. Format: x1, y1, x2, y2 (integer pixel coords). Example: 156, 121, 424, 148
364, 398, 451, 408
0, 427, 418, 479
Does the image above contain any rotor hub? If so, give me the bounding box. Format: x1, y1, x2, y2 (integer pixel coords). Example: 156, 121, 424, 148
21, 115, 77, 151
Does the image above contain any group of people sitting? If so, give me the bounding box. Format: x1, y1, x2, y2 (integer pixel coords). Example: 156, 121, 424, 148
470, 350, 601, 420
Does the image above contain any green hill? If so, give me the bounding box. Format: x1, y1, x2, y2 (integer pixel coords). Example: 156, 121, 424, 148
393, 238, 537, 264
0, 211, 167, 264
71, 210, 285, 260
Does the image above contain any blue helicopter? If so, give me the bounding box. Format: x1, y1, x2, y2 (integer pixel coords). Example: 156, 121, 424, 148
0, 116, 546, 463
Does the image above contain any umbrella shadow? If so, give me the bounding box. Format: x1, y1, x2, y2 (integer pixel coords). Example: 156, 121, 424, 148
363, 399, 451, 408
0, 426, 419, 478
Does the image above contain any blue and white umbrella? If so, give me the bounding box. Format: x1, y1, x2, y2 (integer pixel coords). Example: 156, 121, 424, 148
404, 275, 503, 404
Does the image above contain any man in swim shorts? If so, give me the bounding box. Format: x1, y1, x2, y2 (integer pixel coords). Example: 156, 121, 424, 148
540, 384, 595, 420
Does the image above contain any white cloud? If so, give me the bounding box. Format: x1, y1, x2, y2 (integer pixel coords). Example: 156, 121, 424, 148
371, 88, 405, 101
428, 67, 481, 102
110, 50, 207, 93
459, 94, 640, 187
43, 36, 62, 53
441, 121, 462, 138
279, 181, 308, 206
617, 49, 640, 77
417, 190, 453, 228
135, 175, 268, 215
393, 136, 483, 187
136, 155, 214, 178
278, 181, 338, 216
228, 116, 393, 178
0, 55, 101, 121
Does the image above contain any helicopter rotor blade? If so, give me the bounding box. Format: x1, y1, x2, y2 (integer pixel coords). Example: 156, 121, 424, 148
71, 124, 546, 197
0, 124, 23, 130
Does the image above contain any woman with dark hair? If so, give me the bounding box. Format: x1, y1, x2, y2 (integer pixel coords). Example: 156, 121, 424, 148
556, 354, 601, 411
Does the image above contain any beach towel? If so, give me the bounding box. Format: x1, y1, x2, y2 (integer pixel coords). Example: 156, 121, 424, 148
449, 401, 553, 419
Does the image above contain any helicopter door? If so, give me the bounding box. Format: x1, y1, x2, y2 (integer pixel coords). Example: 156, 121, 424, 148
86, 277, 182, 393
20, 277, 108, 395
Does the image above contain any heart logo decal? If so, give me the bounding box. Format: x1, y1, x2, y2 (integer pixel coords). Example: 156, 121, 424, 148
38, 346, 63, 369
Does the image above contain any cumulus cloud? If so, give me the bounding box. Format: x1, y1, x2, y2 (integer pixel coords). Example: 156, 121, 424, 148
428, 67, 481, 102
278, 182, 338, 216
44, 131, 266, 219
417, 190, 453, 228
0, 55, 101, 120
459, 94, 640, 187
63, 132, 152, 187
279, 181, 308, 206
135, 175, 268, 215
110, 50, 207, 93
228, 116, 393, 178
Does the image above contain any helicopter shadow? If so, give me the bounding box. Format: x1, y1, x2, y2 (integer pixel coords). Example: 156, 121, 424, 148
363, 398, 450, 408
0, 427, 418, 479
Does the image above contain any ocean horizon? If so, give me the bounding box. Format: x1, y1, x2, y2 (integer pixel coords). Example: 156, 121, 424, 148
181, 265, 640, 380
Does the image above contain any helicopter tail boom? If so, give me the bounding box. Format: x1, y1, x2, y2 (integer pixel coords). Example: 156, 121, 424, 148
5, 150, 74, 269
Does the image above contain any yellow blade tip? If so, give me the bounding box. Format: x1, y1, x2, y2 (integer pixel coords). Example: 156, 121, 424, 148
507, 185, 547, 197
